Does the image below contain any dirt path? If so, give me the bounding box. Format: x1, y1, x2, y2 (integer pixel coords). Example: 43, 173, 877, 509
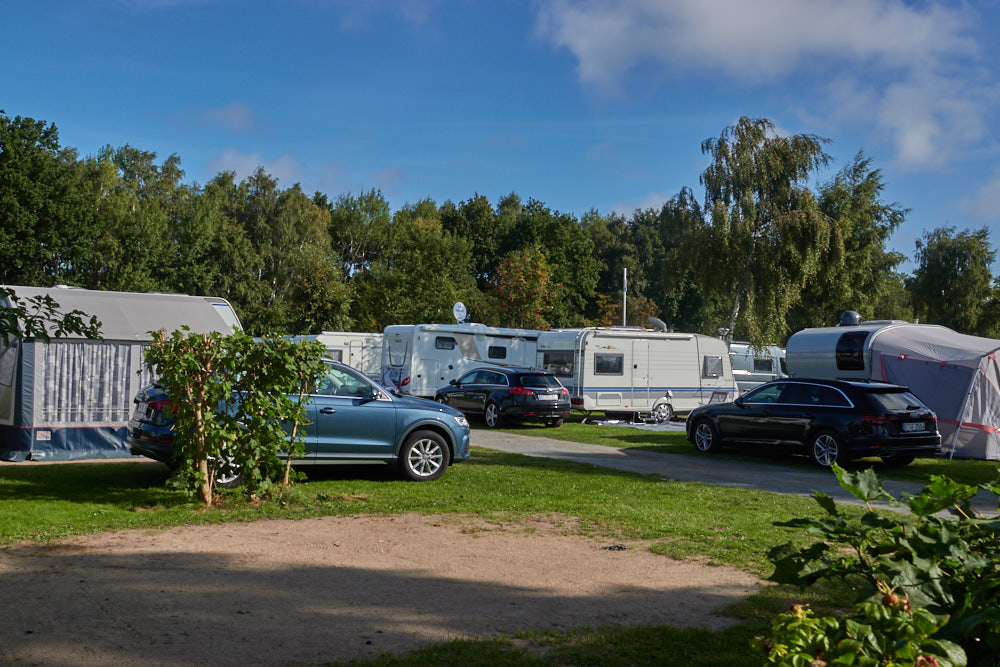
0, 513, 759, 666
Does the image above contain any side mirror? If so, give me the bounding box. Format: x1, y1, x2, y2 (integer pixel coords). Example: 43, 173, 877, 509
449, 379, 458, 386
734, 396, 744, 407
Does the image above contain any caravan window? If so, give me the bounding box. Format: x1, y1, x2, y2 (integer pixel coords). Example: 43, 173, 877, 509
836, 331, 868, 371
388, 337, 408, 366
488, 346, 507, 359
753, 358, 773, 373
594, 353, 623, 375
702, 355, 723, 378
435, 336, 457, 350
326, 349, 343, 362
540, 350, 574, 378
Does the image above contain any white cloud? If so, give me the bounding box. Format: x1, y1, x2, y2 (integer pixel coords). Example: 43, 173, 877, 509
199, 103, 258, 134
964, 167, 1000, 221
207, 148, 303, 185
610, 191, 671, 217
535, 0, 993, 170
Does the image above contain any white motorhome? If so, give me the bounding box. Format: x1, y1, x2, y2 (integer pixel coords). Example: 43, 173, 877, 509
290, 332, 383, 378
534, 327, 738, 421
728, 342, 788, 393
382, 323, 540, 398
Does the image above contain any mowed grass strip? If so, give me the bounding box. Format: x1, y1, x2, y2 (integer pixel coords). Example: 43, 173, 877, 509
0, 450, 832, 573
499, 418, 1000, 487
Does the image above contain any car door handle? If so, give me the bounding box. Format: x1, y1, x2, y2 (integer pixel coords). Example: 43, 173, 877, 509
320, 407, 336, 414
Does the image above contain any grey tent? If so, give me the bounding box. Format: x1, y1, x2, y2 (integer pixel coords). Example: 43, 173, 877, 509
0, 286, 242, 462
787, 322, 1000, 460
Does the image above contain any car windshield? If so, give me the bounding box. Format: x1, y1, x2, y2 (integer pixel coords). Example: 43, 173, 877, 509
518, 374, 560, 389
865, 390, 926, 412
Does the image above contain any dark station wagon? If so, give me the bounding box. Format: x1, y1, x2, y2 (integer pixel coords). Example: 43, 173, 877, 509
686, 378, 941, 466
434, 366, 572, 428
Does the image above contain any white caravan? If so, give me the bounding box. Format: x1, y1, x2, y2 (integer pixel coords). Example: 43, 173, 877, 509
728, 342, 788, 393
382, 323, 541, 398
290, 332, 383, 379
535, 327, 738, 421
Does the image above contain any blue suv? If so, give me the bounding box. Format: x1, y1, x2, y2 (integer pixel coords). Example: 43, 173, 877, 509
128, 360, 471, 481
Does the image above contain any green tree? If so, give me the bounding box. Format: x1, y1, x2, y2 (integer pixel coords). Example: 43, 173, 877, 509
440, 193, 507, 288
326, 188, 392, 278
697, 116, 833, 347
789, 152, 906, 329
486, 245, 555, 329
910, 226, 996, 335
350, 202, 480, 330
0, 112, 95, 286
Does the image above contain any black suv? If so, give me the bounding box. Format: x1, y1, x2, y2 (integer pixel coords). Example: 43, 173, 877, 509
686, 378, 941, 466
435, 367, 571, 428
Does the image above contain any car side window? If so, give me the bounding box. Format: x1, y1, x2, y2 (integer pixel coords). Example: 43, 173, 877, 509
315, 365, 373, 398
744, 383, 785, 404
458, 371, 478, 384
819, 386, 851, 407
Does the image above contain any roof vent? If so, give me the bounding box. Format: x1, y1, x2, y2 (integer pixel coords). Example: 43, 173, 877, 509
648, 316, 668, 332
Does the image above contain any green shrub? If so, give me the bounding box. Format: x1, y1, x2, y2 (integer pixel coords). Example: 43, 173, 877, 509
760, 465, 1000, 666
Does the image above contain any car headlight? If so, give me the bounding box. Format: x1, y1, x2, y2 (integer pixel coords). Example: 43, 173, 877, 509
453, 415, 469, 428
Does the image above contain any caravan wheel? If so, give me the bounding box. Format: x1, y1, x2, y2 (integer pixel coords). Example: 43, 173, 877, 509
652, 402, 673, 423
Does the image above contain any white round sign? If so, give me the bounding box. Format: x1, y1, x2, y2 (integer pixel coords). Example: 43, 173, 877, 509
452, 301, 467, 323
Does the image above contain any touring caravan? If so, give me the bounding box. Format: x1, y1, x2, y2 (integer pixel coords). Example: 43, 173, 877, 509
786, 320, 1000, 460
382, 323, 541, 398
290, 332, 383, 379
534, 327, 738, 421
728, 342, 788, 393
0, 286, 242, 461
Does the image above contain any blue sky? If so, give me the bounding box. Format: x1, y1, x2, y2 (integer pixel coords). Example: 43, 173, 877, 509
5, 0, 1000, 272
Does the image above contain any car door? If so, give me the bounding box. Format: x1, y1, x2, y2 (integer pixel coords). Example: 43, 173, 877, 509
309, 364, 397, 458
464, 370, 498, 414
446, 370, 479, 412
767, 383, 817, 445
718, 382, 786, 442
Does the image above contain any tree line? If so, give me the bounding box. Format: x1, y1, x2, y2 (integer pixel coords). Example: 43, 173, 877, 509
2, 111, 997, 347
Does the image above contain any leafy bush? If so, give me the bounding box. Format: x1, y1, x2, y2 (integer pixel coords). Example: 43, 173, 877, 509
143, 328, 326, 505
760, 464, 1000, 666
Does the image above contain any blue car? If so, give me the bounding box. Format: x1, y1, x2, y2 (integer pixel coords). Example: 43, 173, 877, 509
128, 360, 471, 481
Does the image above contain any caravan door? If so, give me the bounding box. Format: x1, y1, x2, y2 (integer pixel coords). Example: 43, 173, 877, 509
631, 340, 649, 407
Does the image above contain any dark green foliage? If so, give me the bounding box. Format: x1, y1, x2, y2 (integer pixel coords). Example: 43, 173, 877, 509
765, 464, 1000, 665
911, 226, 997, 335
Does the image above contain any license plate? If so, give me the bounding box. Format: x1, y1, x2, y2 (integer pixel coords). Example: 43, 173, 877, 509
538, 394, 558, 401
902, 422, 925, 432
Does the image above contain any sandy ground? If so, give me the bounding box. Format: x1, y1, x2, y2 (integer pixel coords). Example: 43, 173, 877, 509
0, 513, 760, 666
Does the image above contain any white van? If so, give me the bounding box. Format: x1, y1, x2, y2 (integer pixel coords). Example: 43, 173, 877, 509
290, 332, 383, 379
382, 324, 540, 398
535, 327, 737, 421
728, 342, 788, 393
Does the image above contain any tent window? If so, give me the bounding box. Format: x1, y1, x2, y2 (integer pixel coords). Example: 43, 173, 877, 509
38, 341, 135, 424
836, 331, 869, 370
0, 341, 17, 387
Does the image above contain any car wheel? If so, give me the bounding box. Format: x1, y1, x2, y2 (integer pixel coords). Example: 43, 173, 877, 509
211, 455, 244, 489
484, 401, 503, 428
810, 430, 842, 467
398, 430, 450, 481
545, 418, 564, 428
652, 402, 673, 423
693, 419, 721, 453
880, 453, 916, 466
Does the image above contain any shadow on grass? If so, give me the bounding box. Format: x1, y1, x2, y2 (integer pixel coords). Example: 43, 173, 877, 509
0, 460, 178, 506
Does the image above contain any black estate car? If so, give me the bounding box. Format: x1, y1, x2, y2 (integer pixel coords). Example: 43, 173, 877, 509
434, 367, 571, 428
685, 378, 941, 466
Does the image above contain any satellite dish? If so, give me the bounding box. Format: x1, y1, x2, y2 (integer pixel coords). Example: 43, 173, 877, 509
453, 302, 468, 324
648, 316, 668, 332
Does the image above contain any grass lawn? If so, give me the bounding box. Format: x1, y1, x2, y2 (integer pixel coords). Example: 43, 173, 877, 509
497, 416, 1000, 488
0, 447, 967, 666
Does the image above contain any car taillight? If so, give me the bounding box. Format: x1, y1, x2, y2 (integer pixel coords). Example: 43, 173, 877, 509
509, 386, 534, 396
400, 376, 410, 386
149, 398, 174, 413
560, 387, 569, 396
862, 415, 899, 426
